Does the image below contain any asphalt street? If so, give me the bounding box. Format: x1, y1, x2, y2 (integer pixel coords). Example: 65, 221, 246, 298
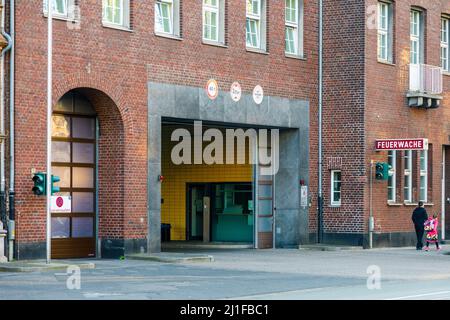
1, 247, 449, 300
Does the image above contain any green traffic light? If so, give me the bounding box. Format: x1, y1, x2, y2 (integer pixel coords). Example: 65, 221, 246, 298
32, 172, 46, 196
51, 175, 61, 195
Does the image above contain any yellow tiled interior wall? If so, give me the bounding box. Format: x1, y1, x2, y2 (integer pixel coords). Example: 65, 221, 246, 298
161, 125, 252, 240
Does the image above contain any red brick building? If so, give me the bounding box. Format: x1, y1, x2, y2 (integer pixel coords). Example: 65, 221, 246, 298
0, 0, 319, 259
0, 0, 449, 261
321, 0, 450, 247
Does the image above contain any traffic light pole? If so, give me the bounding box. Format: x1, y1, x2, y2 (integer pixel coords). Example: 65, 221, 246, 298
46, 4, 53, 264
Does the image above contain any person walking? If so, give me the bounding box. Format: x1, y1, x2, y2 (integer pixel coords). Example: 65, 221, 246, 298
424, 214, 441, 252
412, 201, 428, 250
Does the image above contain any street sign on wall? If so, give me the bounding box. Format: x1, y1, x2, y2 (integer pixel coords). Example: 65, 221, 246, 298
375, 138, 428, 151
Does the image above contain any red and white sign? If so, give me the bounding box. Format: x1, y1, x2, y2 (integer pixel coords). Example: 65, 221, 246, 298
51, 196, 72, 213
230, 82, 242, 102
375, 138, 429, 151
253, 85, 264, 105
206, 79, 219, 100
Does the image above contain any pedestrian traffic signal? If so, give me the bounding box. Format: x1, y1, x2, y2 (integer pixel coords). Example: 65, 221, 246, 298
32, 173, 61, 195
51, 175, 60, 195
32, 173, 46, 196
375, 162, 391, 180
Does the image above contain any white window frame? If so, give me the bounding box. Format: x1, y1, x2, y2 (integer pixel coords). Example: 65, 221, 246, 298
387, 150, 396, 202
285, 0, 301, 56
419, 150, 428, 203
43, 0, 70, 18
245, 0, 267, 51
410, 10, 422, 65
441, 17, 449, 72
203, 0, 219, 42
102, 0, 130, 29
331, 170, 342, 207
155, 0, 181, 38
377, 1, 392, 62
404, 150, 413, 203
155, 0, 174, 35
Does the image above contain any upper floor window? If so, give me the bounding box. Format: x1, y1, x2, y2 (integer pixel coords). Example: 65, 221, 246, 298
43, 0, 69, 18
203, 0, 225, 44
410, 10, 423, 64
155, 0, 181, 37
441, 17, 449, 72
285, 0, 303, 56
377, 1, 393, 63
102, 0, 130, 28
246, 0, 266, 51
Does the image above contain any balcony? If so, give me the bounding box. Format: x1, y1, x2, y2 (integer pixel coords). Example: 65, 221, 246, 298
407, 64, 443, 108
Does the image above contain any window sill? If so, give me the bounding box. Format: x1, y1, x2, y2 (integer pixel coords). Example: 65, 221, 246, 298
154, 32, 183, 41
330, 204, 341, 208
246, 47, 269, 55
387, 202, 403, 206
285, 53, 307, 61
404, 202, 418, 206
102, 22, 133, 33
377, 59, 395, 66
423, 203, 434, 206
443, 71, 450, 77
202, 40, 228, 48
43, 13, 77, 23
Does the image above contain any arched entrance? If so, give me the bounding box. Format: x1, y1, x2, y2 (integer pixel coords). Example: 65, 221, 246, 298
50, 88, 126, 259
51, 91, 98, 258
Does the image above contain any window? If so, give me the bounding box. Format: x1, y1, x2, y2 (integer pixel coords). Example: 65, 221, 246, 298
102, 0, 130, 28
377, 2, 393, 62
246, 0, 266, 50
331, 170, 342, 206
203, 0, 225, 44
419, 150, 428, 202
387, 150, 396, 202
404, 150, 413, 202
155, 0, 173, 34
441, 17, 449, 72
285, 0, 303, 56
410, 10, 423, 64
43, 0, 69, 17
155, 0, 180, 37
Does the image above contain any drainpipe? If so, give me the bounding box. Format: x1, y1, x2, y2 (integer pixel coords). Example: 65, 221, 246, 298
317, 0, 324, 243
0, 0, 12, 235
8, 0, 14, 261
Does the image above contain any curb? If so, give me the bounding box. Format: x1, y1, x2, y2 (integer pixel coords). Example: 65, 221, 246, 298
126, 254, 215, 263
299, 245, 364, 252
0, 262, 96, 273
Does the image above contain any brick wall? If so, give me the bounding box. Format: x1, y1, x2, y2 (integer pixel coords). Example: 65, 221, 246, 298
9, 0, 318, 250
365, 0, 450, 237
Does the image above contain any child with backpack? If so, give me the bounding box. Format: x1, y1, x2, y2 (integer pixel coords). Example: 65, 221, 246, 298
424, 214, 441, 252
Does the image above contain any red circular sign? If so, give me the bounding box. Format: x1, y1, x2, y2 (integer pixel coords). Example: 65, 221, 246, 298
56, 197, 64, 208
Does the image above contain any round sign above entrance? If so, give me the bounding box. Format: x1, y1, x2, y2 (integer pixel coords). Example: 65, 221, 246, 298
253, 85, 264, 105
230, 82, 242, 102
206, 79, 219, 100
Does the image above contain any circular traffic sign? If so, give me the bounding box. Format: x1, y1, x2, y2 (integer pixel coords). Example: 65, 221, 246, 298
206, 79, 219, 100
230, 82, 242, 102
253, 85, 264, 105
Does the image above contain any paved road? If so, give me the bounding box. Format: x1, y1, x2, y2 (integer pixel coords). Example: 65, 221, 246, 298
0, 247, 449, 300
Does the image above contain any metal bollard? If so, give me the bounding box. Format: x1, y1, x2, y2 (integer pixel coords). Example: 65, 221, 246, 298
0, 221, 7, 263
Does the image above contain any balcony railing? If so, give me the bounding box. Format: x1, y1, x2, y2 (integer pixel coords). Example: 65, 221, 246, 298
409, 64, 443, 95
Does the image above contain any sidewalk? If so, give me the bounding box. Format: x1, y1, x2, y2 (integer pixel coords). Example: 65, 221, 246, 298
0, 260, 95, 273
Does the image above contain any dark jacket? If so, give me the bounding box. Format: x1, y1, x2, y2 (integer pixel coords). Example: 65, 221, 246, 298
412, 207, 428, 227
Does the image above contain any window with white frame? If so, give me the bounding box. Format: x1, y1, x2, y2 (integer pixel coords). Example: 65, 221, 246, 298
419, 150, 428, 203
285, 0, 303, 56
102, 0, 130, 28
387, 150, 396, 202
331, 170, 342, 206
203, 0, 225, 43
377, 2, 393, 62
155, 0, 173, 34
441, 17, 449, 72
404, 150, 413, 202
246, 0, 266, 50
155, 0, 180, 37
43, 0, 69, 17
410, 10, 422, 65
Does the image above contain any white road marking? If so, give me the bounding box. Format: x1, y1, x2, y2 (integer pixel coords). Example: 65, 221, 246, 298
386, 291, 450, 300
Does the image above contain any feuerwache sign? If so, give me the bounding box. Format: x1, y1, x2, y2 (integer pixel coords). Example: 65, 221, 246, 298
375, 138, 428, 151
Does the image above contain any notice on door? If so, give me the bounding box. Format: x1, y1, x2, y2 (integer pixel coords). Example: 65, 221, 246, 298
301, 186, 308, 208
51, 196, 72, 213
